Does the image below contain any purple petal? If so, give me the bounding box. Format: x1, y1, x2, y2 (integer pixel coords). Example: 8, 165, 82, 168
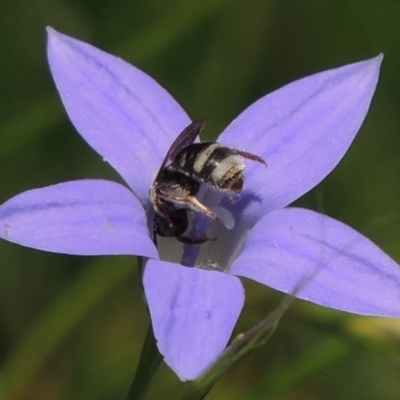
46, 27, 191, 204
143, 259, 244, 381
219, 56, 382, 216
230, 207, 400, 317
0, 180, 157, 257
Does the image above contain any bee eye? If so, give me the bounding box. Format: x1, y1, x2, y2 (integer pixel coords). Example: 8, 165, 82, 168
223, 173, 243, 193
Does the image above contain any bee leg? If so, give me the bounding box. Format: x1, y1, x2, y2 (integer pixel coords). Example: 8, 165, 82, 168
186, 196, 219, 221
152, 220, 159, 247
177, 235, 216, 245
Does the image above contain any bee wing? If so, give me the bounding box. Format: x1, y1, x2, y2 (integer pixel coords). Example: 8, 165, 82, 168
154, 118, 206, 182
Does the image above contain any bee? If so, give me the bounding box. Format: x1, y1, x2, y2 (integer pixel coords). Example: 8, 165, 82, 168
150, 118, 267, 245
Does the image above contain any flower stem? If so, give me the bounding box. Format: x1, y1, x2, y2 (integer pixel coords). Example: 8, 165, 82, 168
126, 323, 163, 400
127, 257, 163, 400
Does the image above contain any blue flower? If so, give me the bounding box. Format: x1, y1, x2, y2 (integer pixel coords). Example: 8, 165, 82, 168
1, 28, 399, 381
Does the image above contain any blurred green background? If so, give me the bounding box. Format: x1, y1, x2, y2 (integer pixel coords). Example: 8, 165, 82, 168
0, 0, 400, 399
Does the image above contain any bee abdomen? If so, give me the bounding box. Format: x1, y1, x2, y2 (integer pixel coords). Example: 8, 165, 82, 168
175, 143, 245, 192
176, 142, 219, 172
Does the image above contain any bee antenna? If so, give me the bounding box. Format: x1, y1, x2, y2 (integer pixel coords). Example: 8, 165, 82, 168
233, 150, 267, 166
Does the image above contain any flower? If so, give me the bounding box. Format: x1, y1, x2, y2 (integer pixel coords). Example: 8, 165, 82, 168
1, 28, 400, 381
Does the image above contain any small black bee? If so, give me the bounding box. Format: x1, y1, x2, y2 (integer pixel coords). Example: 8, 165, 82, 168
150, 118, 267, 245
